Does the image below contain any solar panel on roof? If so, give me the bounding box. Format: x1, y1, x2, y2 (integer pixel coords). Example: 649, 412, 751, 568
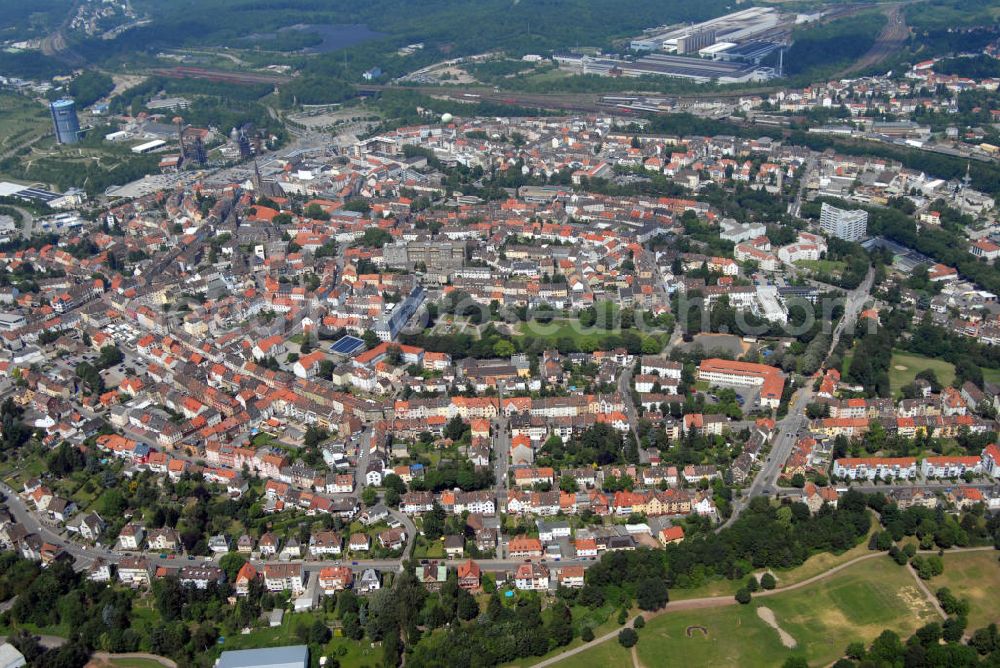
17, 188, 60, 202
330, 335, 365, 356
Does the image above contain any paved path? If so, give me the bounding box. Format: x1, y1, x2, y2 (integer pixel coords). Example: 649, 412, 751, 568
907, 563, 947, 620
529, 546, 995, 668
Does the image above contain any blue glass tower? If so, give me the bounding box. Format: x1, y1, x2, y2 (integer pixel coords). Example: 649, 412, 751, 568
50, 98, 81, 144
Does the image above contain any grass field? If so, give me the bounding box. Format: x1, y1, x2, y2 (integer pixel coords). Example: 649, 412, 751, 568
549, 632, 632, 668
100, 659, 170, 668
888, 350, 956, 396
795, 259, 848, 276
0, 93, 50, 154
516, 319, 666, 353
841, 346, 855, 377
761, 557, 934, 662
569, 556, 935, 668
671, 515, 878, 601
929, 551, 1000, 630
983, 367, 1000, 385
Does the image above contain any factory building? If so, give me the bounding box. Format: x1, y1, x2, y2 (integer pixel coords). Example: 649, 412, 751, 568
676, 29, 716, 54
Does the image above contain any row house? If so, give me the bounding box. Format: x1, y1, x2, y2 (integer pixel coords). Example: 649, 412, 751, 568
921, 456, 982, 479
832, 457, 917, 481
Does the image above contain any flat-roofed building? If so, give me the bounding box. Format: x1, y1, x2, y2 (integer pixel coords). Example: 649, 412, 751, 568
820, 202, 868, 242
215, 645, 308, 668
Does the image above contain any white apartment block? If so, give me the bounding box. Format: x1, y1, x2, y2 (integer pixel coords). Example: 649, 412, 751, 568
921, 456, 982, 479
820, 202, 868, 242
833, 457, 917, 480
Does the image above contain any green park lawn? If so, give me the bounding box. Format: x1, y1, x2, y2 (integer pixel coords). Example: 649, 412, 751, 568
982, 367, 1000, 385
760, 556, 934, 662
517, 320, 609, 351
0, 93, 49, 153
516, 319, 665, 353
888, 350, 956, 396
569, 556, 935, 668
671, 514, 878, 601
929, 551, 1000, 630
550, 633, 632, 668
103, 660, 172, 668
841, 346, 855, 377
795, 259, 848, 276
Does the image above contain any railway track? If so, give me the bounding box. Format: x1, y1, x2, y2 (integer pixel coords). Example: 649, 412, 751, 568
840, 4, 910, 75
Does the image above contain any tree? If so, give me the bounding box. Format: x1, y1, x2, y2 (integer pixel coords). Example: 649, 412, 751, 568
493, 339, 515, 358
636, 577, 669, 611
385, 344, 403, 365
941, 616, 967, 643
641, 337, 661, 355
845, 641, 866, 660
633, 615, 645, 629
558, 475, 579, 493
310, 618, 332, 645
47, 442, 85, 476
219, 552, 246, 581
760, 572, 776, 590
383, 474, 407, 498
618, 628, 638, 648
362, 486, 378, 506
444, 416, 468, 441
547, 601, 574, 647
970, 624, 999, 655
735, 588, 752, 604
423, 502, 447, 541
304, 425, 329, 448
97, 345, 124, 368
456, 590, 479, 621
781, 659, 809, 668
581, 626, 595, 642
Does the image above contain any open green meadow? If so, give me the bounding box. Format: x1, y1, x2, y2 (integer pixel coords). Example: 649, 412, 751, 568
516, 319, 666, 353
929, 551, 1000, 630
550, 633, 631, 668
0, 93, 50, 154
888, 350, 956, 396
101, 659, 172, 668
982, 367, 1000, 385
760, 557, 934, 663
794, 259, 848, 276
671, 515, 878, 601
566, 556, 935, 668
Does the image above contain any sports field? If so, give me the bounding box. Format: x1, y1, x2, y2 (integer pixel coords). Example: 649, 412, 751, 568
565, 556, 935, 668
888, 350, 955, 396
929, 550, 1000, 630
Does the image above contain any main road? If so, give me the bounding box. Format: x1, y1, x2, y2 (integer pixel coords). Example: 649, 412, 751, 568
721, 265, 875, 528
0, 479, 581, 574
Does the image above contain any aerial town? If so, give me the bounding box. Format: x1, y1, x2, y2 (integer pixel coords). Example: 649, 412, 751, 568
1, 1, 1000, 668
